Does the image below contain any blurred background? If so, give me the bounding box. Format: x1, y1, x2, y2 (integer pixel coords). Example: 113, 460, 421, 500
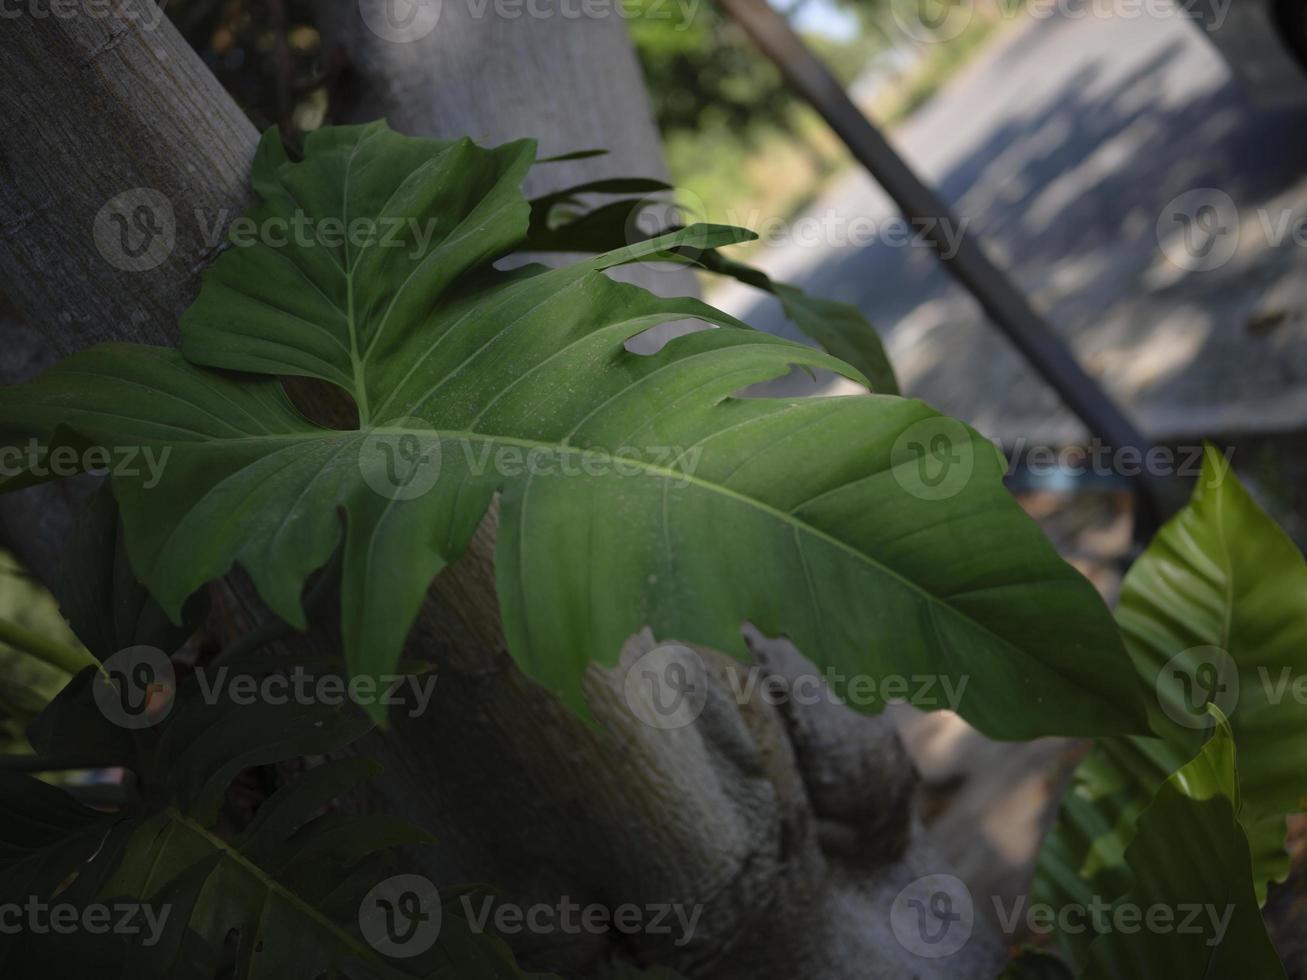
6, 0, 1307, 957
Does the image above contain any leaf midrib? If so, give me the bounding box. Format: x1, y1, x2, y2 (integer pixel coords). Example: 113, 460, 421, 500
167, 808, 390, 970
140, 422, 1057, 673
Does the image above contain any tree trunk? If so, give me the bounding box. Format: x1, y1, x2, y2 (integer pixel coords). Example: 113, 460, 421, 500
0, 4, 1003, 978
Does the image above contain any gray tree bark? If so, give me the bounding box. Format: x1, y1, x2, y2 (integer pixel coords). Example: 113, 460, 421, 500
0, 3, 1003, 978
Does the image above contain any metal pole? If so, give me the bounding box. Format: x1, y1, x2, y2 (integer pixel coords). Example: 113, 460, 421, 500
715, 0, 1172, 525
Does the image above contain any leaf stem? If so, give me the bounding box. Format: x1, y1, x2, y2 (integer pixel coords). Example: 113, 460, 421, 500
0, 615, 97, 675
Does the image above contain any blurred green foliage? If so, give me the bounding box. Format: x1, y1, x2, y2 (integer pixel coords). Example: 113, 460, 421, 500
0, 552, 80, 754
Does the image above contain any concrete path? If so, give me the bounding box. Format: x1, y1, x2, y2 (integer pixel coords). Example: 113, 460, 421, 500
712, 8, 1307, 445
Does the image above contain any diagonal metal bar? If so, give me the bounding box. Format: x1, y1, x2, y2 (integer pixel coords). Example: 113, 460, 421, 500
714, 0, 1173, 525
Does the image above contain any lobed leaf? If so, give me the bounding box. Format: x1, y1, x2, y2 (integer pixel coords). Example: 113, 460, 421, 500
0, 122, 1144, 739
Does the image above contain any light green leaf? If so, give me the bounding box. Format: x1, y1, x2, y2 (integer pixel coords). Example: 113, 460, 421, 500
0, 122, 1144, 739
1035, 444, 1307, 948
1081, 708, 1285, 979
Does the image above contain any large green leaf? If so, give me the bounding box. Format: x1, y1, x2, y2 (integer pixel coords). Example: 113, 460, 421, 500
694, 249, 900, 397
2, 669, 536, 979
1035, 445, 1307, 951
1081, 708, 1285, 979
523, 181, 901, 395
58, 484, 209, 662
0, 121, 1144, 739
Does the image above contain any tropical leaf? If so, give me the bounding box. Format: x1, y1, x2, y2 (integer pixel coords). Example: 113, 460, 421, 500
1080, 708, 1285, 979
1, 669, 535, 979
696, 249, 900, 397
58, 484, 209, 662
1034, 445, 1307, 957
0, 552, 76, 743
0, 121, 1144, 740
523, 180, 901, 395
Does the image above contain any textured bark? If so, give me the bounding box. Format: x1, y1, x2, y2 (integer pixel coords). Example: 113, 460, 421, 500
0, 4, 1003, 978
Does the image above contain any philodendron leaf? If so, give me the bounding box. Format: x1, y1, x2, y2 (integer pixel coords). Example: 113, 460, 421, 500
1034, 444, 1307, 948
4, 674, 541, 979
0, 121, 1144, 739
694, 249, 901, 397
1081, 708, 1285, 979
522, 183, 901, 395
59, 484, 209, 662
